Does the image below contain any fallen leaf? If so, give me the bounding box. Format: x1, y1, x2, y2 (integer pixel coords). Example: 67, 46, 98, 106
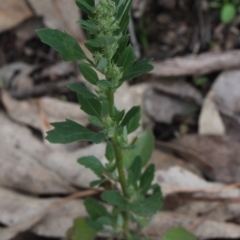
28, 0, 85, 41
199, 91, 225, 135
0, 0, 33, 33
173, 135, 240, 183
0, 113, 73, 195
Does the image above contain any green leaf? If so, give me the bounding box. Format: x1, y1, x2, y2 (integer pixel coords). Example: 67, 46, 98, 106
114, 109, 125, 122
78, 156, 104, 177
67, 83, 96, 98
77, 20, 98, 35
77, 94, 101, 118
36, 28, 86, 61
46, 119, 105, 144
120, 58, 154, 82
118, 45, 135, 74
113, 35, 129, 62
128, 156, 142, 186
75, 0, 93, 16
84, 198, 109, 220
105, 141, 115, 162
97, 80, 113, 88
79, 63, 99, 85
66, 217, 96, 240
221, 3, 236, 23
121, 106, 141, 134
90, 179, 106, 187
162, 227, 197, 240
86, 36, 117, 48
123, 130, 154, 168
88, 116, 103, 127
97, 58, 108, 72
140, 164, 155, 195
101, 190, 126, 207
129, 186, 162, 217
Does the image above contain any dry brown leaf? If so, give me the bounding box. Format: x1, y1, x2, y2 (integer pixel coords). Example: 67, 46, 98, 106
199, 91, 225, 135
2, 91, 89, 132
0, 0, 33, 33
27, 0, 85, 41
0, 113, 73, 195
173, 135, 240, 183
145, 211, 240, 239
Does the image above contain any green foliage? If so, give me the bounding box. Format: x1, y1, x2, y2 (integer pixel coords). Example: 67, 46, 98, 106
46, 119, 105, 144
221, 3, 236, 23
36, 0, 163, 239
162, 227, 197, 240
67, 217, 96, 240
36, 29, 87, 61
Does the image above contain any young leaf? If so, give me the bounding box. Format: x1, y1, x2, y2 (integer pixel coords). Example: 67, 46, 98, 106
88, 116, 103, 127
79, 63, 99, 85
120, 58, 154, 82
121, 106, 141, 134
101, 190, 126, 207
105, 141, 115, 162
77, 94, 101, 118
77, 156, 105, 177
140, 164, 155, 195
84, 198, 109, 220
162, 227, 197, 240
128, 156, 142, 186
46, 119, 105, 144
75, 0, 93, 16
86, 36, 117, 48
77, 20, 98, 35
115, 109, 125, 122
118, 45, 135, 74
36, 29, 86, 61
97, 80, 113, 88
129, 186, 162, 217
67, 217, 96, 240
123, 130, 154, 168
67, 83, 97, 99
97, 58, 108, 72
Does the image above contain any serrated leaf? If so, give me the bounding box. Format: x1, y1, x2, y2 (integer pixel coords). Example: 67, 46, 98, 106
123, 130, 154, 168
84, 198, 109, 220
77, 94, 101, 118
118, 45, 135, 74
121, 106, 141, 134
67, 83, 96, 98
78, 156, 105, 177
101, 190, 126, 207
36, 29, 86, 61
162, 227, 197, 240
46, 119, 105, 144
97, 58, 108, 72
140, 164, 155, 195
120, 58, 154, 82
128, 156, 142, 186
129, 186, 162, 217
75, 0, 93, 16
221, 3, 236, 23
67, 217, 96, 240
105, 141, 115, 162
79, 63, 99, 85
88, 116, 103, 127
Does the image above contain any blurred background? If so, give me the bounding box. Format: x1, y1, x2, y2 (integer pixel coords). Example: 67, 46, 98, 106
1, 0, 240, 239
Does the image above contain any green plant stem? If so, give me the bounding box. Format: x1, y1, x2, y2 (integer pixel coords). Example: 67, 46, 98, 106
108, 88, 130, 237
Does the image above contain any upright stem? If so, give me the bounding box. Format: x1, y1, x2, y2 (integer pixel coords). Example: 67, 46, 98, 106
108, 89, 130, 237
